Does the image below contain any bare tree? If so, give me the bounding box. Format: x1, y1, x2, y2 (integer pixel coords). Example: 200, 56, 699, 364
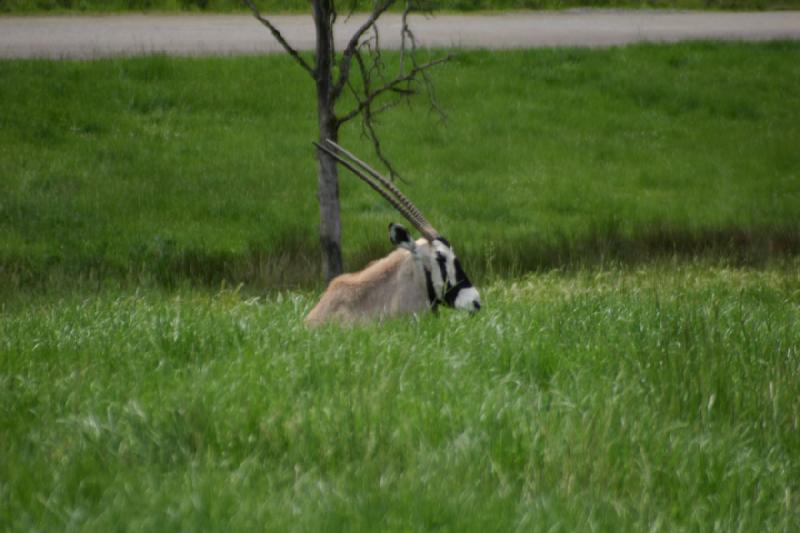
244, 0, 449, 282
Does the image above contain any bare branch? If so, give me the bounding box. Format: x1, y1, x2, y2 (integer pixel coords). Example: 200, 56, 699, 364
337, 55, 451, 125
363, 107, 405, 182
399, 1, 413, 74
400, 1, 448, 122
243, 0, 315, 78
331, 0, 396, 101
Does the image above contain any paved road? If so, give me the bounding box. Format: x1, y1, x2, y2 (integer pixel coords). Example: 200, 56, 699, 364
1, 10, 799, 59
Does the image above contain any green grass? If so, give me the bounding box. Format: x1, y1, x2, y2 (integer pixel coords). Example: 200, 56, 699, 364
3, 0, 799, 14
2, 264, 799, 530
1, 42, 799, 293
2, 42, 798, 530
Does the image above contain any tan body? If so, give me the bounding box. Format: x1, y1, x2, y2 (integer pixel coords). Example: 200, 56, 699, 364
305, 242, 429, 327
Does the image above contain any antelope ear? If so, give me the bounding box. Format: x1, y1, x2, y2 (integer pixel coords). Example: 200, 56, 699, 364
389, 223, 416, 252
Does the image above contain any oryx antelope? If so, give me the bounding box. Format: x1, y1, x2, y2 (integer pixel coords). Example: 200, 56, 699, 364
305, 140, 481, 326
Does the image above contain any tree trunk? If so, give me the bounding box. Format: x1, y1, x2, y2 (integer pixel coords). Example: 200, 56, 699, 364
312, 0, 343, 282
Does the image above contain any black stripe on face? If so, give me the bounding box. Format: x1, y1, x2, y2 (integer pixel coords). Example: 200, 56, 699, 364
454, 258, 471, 286
436, 252, 449, 294
443, 280, 472, 307
424, 268, 438, 310
443, 258, 473, 307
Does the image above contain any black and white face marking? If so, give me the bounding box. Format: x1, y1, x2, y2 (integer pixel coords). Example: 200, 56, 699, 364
431, 239, 480, 312
389, 223, 481, 313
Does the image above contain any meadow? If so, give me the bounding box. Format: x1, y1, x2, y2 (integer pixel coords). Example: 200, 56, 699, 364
1, 41, 800, 530
2, 265, 799, 530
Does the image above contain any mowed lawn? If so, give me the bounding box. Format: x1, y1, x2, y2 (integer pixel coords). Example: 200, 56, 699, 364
1, 42, 799, 292
2, 266, 799, 530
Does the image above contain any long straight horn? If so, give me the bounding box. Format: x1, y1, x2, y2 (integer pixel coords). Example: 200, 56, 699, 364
314, 141, 440, 241
323, 139, 440, 240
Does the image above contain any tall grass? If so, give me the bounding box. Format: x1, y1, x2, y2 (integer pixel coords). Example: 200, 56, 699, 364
2, 265, 798, 530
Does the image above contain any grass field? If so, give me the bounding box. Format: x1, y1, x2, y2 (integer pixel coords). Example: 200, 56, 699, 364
3, 0, 800, 14
2, 265, 799, 530
1, 37, 800, 529
1, 42, 799, 294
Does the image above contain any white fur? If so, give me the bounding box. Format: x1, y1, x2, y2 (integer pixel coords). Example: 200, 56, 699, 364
454, 286, 481, 311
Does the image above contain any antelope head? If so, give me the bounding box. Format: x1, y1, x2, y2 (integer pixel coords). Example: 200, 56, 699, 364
386, 222, 481, 313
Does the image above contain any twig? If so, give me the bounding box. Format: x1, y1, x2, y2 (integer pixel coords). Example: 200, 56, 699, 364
243, 0, 315, 78
363, 105, 407, 183
331, 0, 396, 101
401, 1, 448, 123
338, 55, 451, 125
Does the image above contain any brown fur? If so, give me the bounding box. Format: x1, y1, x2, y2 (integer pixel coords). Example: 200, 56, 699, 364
305, 243, 430, 327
